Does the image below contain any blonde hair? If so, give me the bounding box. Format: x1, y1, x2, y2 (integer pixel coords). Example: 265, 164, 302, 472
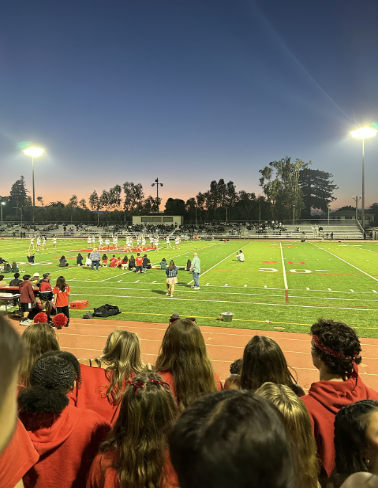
19, 323, 60, 387
97, 329, 145, 404
256, 382, 319, 488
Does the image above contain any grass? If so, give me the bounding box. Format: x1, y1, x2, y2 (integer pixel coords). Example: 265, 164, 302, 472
1, 237, 378, 337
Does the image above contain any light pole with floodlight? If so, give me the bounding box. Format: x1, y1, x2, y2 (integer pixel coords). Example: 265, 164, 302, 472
151, 178, 163, 212
351, 128, 377, 229
22, 147, 44, 222
352, 195, 361, 223
0, 201, 5, 223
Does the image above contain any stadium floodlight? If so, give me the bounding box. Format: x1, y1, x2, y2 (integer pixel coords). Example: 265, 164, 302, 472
0, 201, 5, 224
350, 127, 377, 229
151, 177, 164, 212
22, 147, 44, 222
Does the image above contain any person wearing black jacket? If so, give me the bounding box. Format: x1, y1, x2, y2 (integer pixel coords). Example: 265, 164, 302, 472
9, 273, 22, 286
129, 255, 135, 270
77, 253, 84, 266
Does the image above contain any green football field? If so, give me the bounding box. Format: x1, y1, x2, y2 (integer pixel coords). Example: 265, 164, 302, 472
1, 238, 378, 337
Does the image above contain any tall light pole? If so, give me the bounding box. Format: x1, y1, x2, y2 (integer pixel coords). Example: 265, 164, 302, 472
292, 204, 295, 225
352, 195, 361, 222
151, 178, 163, 212
22, 147, 44, 222
351, 128, 377, 229
327, 204, 330, 225
0, 201, 5, 223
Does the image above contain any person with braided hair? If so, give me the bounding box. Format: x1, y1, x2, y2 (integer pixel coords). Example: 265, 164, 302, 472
18, 351, 111, 488
302, 318, 378, 477
87, 372, 179, 488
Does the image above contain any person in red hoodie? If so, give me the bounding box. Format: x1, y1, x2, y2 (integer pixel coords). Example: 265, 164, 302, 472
72, 329, 145, 424
302, 318, 378, 477
87, 372, 179, 488
0, 314, 39, 488
18, 351, 111, 488
19, 274, 35, 326
154, 318, 222, 410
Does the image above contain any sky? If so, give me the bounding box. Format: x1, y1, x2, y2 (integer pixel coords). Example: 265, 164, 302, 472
1, 0, 378, 211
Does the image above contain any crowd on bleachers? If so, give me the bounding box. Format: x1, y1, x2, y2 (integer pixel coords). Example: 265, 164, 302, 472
1, 315, 378, 488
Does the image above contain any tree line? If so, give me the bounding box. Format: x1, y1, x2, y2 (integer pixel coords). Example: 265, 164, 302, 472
1, 156, 373, 223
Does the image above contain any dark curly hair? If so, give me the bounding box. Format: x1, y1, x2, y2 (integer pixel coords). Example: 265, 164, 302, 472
311, 319, 362, 379
230, 358, 242, 375
18, 351, 81, 414
333, 400, 378, 485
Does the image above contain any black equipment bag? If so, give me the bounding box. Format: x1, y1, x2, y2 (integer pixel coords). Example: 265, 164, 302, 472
93, 304, 121, 318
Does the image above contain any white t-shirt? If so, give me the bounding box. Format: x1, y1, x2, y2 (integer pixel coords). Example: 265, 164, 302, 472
237, 253, 245, 262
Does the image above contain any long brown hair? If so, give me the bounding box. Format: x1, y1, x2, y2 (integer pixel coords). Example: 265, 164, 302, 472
19, 323, 60, 387
56, 276, 67, 292
240, 336, 297, 391
256, 383, 319, 488
97, 329, 145, 404
100, 372, 178, 488
154, 319, 217, 408
168, 260, 175, 270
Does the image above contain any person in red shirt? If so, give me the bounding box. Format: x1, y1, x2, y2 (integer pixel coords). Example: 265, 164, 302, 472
52, 275, 71, 328
39, 273, 53, 323
0, 315, 39, 488
87, 372, 179, 488
135, 253, 143, 273
301, 318, 378, 477
19, 351, 111, 488
19, 275, 35, 326
154, 319, 222, 410
110, 255, 117, 267
18, 322, 60, 387
72, 329, 145, 424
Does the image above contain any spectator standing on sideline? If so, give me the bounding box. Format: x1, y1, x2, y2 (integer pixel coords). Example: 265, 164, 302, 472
90, 248, 101, 271
166, 260, 178, 297
19, 275, 35, 325
135, 253, 143, 273
236, 250, 245, 262
39, 273, 53, 323
190, 252, 201, 290
53, 276, 71, 328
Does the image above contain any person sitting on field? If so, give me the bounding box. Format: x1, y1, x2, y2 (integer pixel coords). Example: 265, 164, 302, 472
11, 261, 19, 273
85, 253, 92, 266
77, 253, 83, 266
102, 254, 108, 266
0, 275, 6, 287
236, 250, 245, 262
160, 257, 167, 270
3, 263, 11, 273
121, 255, 128, 270
27, 252, 35, 263
18, 351, 111, 488
59, 255, 68, 267
301, 318, 378, 477
129, 255, 135, 270
142, 254, 151, 271
110, 255, 117, 268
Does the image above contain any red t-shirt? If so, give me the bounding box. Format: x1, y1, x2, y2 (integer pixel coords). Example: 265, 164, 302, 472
40, 280, 52, 292
157, 370, 223, 402
21, 404, 111, 488
70, 364, 135, 424
136, 256, 143, 266
0, 419, 39, 488
52, 285, 71, 307
110, 258, 117, 268
86, 450, 178, 488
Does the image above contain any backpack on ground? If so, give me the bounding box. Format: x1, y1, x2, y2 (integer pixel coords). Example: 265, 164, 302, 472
93, 304, 121, 318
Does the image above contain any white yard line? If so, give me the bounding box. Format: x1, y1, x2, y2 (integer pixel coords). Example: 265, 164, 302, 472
280, 242, 288, 290
309, 242, 378, 283
69, 293, 378, 311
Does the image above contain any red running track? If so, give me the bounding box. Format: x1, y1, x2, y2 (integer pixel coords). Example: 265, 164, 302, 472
10, 318, 378, 391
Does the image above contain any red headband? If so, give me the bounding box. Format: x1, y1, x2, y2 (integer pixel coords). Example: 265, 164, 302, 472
312, 335, 359, 360
126, 377, 171, 395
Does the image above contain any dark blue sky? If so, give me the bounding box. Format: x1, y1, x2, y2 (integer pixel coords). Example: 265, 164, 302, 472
1, 0, 377, 209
